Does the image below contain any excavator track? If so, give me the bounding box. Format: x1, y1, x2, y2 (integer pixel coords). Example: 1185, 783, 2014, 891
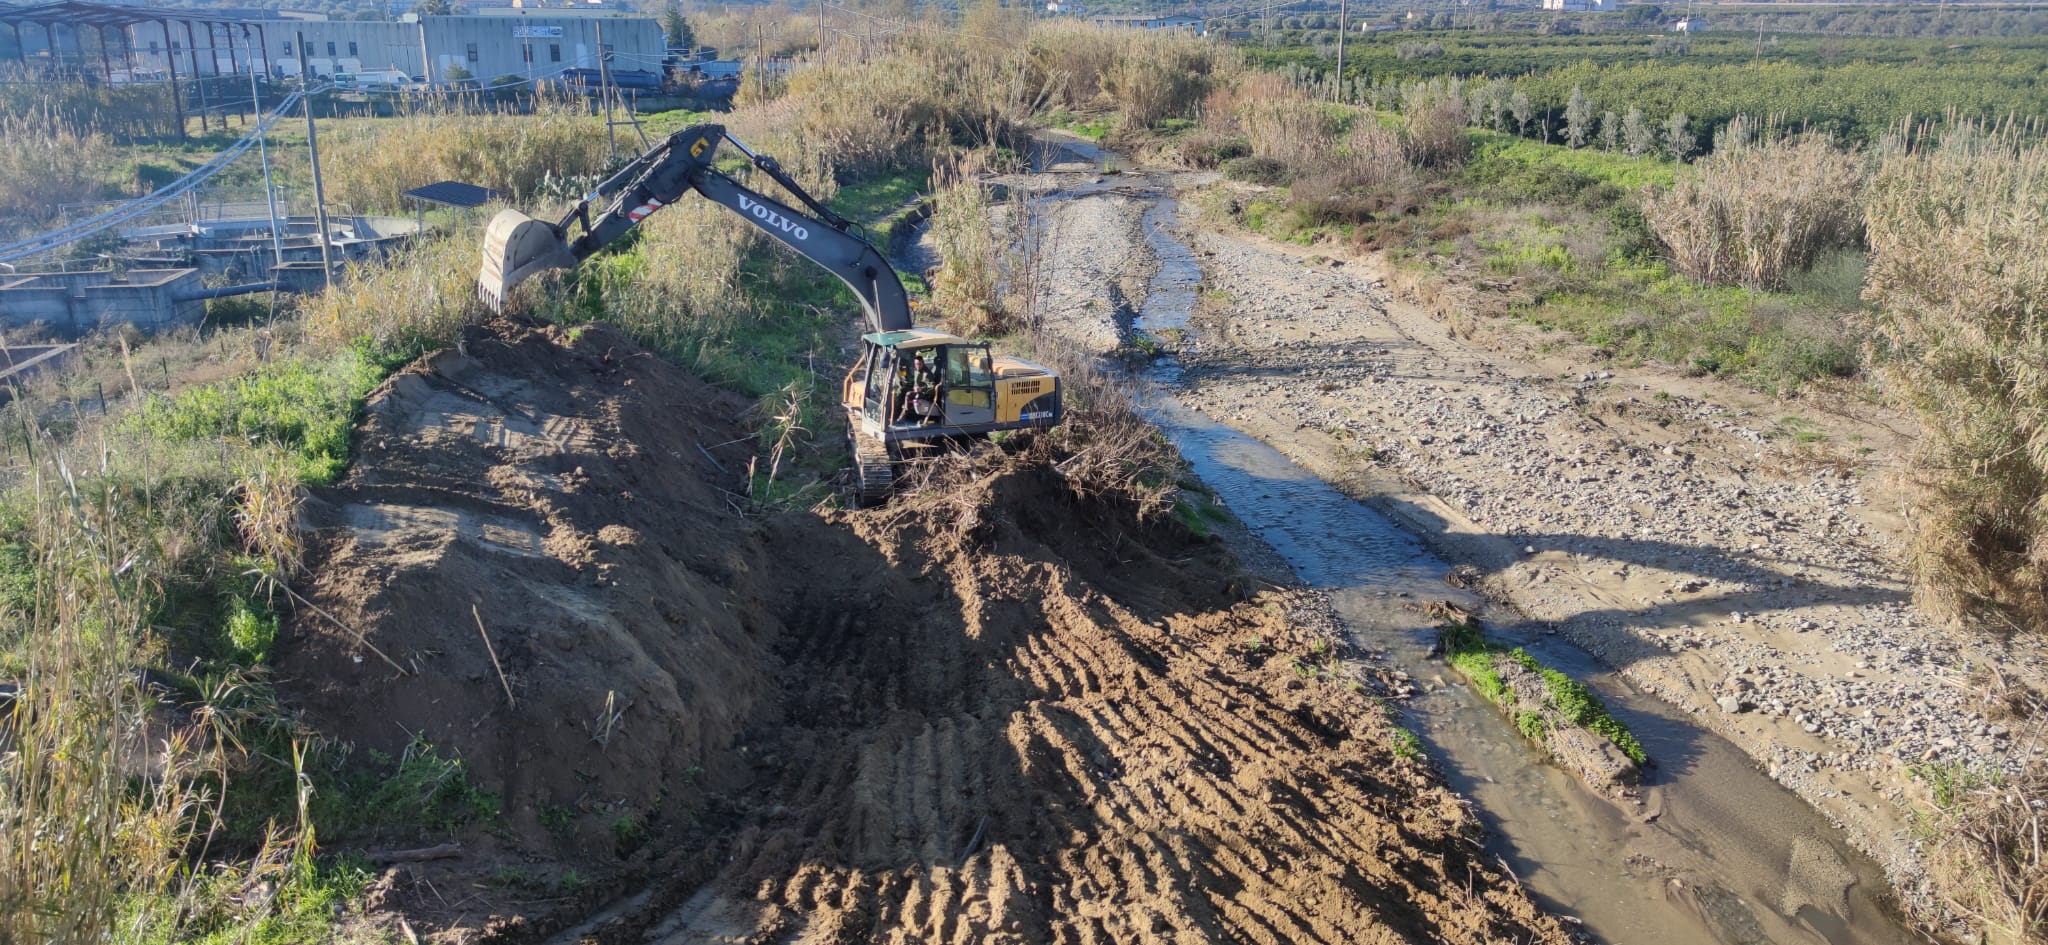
849, 429, 895, 507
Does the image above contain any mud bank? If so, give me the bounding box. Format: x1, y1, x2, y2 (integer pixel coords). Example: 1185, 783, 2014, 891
286, 321, 1574, 944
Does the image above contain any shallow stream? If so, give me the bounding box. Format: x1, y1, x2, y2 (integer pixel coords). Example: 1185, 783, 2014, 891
1018, 137, 1920, 945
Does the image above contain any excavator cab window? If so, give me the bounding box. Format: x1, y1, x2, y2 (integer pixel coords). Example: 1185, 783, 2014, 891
945, 345, 994, 388
942, 344, 996, 426
861, 345, 889, 426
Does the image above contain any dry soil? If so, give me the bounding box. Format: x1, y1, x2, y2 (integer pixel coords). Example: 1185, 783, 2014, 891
285, 320, 1576, 945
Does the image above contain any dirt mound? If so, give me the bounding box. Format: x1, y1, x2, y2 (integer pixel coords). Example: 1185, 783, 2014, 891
606, 470, 1573, 944
283, 320, 775, 856
285, 321, 1571, 944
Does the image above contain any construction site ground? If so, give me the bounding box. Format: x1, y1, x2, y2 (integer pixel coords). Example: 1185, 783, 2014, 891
282, 320, 1576, 944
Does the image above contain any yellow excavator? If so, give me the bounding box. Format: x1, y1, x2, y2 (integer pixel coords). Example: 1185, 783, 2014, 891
478, 124, 1063, 504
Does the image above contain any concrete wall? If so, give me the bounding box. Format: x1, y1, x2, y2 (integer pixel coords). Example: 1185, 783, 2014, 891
0, 270, 205, 336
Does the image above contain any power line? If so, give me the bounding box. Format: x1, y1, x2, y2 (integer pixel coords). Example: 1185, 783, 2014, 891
0, 85, 322, 264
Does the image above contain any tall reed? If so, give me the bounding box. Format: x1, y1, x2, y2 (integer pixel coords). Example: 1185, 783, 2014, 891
1640, 135, 1865, 290
1865, 120, 2048, 630
0, 113, 116, 224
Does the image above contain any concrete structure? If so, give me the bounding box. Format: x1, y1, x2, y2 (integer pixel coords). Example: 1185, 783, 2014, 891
119, 13, 659, 84
1541, 0, 1607, 10
1086, 13, 1205, 32
0, 269, 205, 335
122, 214, 423, 281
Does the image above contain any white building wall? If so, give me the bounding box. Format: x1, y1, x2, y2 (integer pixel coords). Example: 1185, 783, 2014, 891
130, 15, 662, 84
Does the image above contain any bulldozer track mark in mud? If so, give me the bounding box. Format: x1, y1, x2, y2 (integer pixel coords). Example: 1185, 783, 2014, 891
292, 321, 1568, 945
642, 496, 1574, 945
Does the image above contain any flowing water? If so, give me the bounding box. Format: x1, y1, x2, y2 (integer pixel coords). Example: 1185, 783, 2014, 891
1010, 143, 1922, 945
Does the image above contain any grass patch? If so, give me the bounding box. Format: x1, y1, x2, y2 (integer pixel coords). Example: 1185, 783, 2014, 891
129, 350, 389, 485
1389, 726, 1424, 761
130, 856, 373, 945
1438, 618, 1646, 765
1046, 107, 1115, 141
829, 166, 933, 225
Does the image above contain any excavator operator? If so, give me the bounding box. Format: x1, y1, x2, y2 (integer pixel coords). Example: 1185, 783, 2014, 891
900, 350, 943, 424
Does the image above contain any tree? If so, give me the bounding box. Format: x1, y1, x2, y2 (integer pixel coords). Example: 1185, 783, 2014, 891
1664, 111, 1695, 161
662, 3, 695, 49
1565, 85, 1593, 148
1622, 3, 1663, 25
1600, 110, 1619, 151
1622, 107, 1656, 157
1486, 80, 1509, 132
1509, 89, 1533, 138
415, 0, 451, 15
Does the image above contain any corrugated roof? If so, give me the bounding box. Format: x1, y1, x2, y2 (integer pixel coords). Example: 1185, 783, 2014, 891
401, 180, 502, 209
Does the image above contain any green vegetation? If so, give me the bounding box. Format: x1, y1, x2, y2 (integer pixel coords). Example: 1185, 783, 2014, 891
131, 351, 385, 484
1437, 619, 1646, 765
1389, 725, 1424, 761
1244, 31, 2048, 142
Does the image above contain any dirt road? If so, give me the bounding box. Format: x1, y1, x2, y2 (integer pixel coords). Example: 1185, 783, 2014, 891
289, 321, 1574, 944
1000, 139, 2047, 902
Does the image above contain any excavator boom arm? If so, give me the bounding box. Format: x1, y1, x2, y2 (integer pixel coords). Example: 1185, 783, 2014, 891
480, 124, 912, 333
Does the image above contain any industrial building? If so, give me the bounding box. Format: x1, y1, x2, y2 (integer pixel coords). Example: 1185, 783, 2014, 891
0, 3, 661, 88
133, 14, 665, 85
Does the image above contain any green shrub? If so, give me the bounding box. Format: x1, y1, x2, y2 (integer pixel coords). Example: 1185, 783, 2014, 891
222, 598, 279, 664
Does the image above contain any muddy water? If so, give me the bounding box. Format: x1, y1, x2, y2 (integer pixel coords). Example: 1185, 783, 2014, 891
1082, 162, 1919, 945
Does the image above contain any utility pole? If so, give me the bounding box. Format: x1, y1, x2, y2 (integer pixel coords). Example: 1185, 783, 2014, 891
296, 30, 333, 292
418, 20, 433, 87
596, 20, 616, 163
1334, 0, 1348, 103
245, 29, 282, 271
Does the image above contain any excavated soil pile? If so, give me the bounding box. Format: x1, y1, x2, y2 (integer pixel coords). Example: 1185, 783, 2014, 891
284, 321, 1572, 945
283, 320, 779, 854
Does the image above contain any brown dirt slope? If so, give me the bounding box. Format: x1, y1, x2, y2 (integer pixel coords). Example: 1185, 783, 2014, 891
615, 469, 1570, 945
282, 320, 776, 856
284, 321, 1571, 945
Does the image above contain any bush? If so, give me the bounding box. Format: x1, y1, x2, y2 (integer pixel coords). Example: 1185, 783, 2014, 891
1404, 98, 1473, 169
1864, 122, 2048, 632
1640, 135, 1865, 290
1103, 31, 1237, 131
1223, 155, 1293, 185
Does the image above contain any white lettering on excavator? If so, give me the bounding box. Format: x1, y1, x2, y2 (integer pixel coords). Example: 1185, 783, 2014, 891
737, 195, 810, 241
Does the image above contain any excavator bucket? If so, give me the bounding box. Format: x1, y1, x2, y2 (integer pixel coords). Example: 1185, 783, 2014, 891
478, 209, 577, 312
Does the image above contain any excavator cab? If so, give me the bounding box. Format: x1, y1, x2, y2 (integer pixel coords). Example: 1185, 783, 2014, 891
842, 329, 1062, 504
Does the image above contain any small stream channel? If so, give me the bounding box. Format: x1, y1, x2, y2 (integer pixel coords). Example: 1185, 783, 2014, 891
1007, 137, 1922, 945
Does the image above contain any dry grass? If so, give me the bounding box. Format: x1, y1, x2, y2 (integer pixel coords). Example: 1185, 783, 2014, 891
1211, 74, 1338, 170
303, 233, 485, 354
928, 152, 1013, 338
1865, 121, 2048, 632
0, 414, 312, 944
0, 68, 180, 140
0, 113, 116, 225
1641, 136, 1866, 291
1864, 118, 2048, 944
319, 96, 608, 215
1918, 697, 2048, 944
